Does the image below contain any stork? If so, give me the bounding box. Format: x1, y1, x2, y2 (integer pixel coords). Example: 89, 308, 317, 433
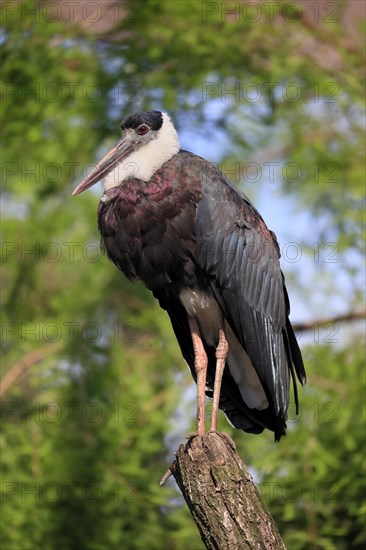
73, 110, 306, 441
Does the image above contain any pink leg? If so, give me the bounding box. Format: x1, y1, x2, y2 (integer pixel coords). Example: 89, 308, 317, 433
188, 317, 208, 436
209, 326, 229, 432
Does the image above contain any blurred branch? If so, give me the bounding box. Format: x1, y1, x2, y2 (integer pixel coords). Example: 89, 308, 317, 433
300, 3, 363, 55
294, 309, 366, 332
168, 433, 286, 550
0, 344, 62, 398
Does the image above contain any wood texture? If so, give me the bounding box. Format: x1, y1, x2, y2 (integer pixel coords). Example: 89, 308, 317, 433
171, 433, 286, 550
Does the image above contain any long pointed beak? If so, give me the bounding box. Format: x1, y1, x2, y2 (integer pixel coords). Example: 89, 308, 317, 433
72, 136, 134, 196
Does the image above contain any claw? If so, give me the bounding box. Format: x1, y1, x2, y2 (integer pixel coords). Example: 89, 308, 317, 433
186, 431, 200, 440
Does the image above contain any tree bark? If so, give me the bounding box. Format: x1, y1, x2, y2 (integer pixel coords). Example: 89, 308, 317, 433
170, 432, 286, 550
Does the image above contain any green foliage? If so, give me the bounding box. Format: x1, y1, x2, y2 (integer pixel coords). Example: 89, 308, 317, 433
1, 7, 109, 200
234, 342, 366, 549
1, 1, 364, 549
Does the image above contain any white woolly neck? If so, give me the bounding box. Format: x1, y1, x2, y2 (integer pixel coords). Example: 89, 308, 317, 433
103, 112, 180, 190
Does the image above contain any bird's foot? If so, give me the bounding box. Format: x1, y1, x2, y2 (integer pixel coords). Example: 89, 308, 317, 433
201, 429, 237, 450
217, 431, 237, 451
208, 428, 236, 450
185, 431, 204, 441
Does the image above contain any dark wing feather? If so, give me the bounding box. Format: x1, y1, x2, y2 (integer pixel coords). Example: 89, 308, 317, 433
196, 162, 305, 427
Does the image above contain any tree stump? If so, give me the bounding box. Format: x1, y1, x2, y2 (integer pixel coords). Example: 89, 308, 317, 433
170, 432, 286, 550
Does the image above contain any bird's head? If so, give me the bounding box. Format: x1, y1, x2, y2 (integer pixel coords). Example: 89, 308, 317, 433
72, 110, 180, 195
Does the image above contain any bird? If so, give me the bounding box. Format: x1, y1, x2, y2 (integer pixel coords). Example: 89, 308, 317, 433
73, 110, 306, 441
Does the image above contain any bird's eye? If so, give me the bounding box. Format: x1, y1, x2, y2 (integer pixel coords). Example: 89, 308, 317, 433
136, 124, 149, 135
